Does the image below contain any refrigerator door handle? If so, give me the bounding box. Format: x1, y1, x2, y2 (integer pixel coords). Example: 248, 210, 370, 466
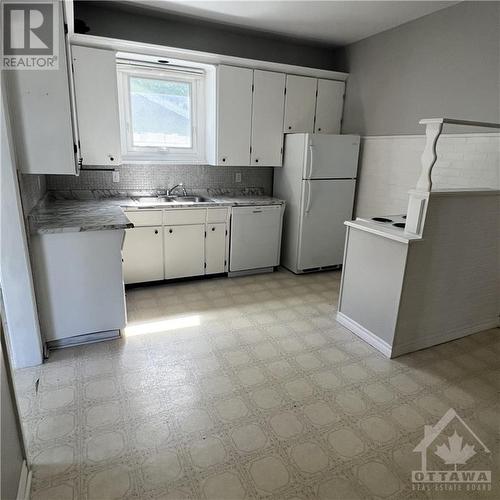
307, 144, 315, 178
305, 180, 312, 214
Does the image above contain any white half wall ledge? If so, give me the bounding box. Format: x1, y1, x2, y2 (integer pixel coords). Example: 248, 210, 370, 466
419, 118, 500, 128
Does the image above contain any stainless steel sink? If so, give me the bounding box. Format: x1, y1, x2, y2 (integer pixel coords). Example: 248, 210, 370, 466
173, 196, 212, 203
136, 196, 175, 203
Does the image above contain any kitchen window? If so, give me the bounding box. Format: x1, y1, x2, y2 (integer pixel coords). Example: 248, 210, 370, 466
117, 64, 205, 163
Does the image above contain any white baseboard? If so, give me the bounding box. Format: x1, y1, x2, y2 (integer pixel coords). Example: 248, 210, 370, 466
392, 319, 500, 357
336, 312, 393, 358
16, 461, 31, 500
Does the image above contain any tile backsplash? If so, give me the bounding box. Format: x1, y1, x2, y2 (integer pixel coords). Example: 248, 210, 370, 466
18, 173, 47, 216
47, 164, 274, 195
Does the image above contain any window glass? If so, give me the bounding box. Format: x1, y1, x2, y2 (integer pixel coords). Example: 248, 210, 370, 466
129, 77, 192, 149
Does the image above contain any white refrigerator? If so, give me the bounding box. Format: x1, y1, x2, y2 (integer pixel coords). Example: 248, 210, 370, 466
273, 133, 360, 274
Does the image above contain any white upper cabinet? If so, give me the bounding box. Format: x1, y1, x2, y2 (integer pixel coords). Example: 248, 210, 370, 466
216, 65, 253, 166
283, 75, 317, 133
251, 70, 286, 167
72, 46, 121, 166
5, 0, 78, 175
314, 79, 345, 134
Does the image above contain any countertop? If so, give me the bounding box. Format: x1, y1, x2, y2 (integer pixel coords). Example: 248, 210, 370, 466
29, 190, 285, 234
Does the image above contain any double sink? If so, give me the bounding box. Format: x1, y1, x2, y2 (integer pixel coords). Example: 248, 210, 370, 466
135, 195, 212, 205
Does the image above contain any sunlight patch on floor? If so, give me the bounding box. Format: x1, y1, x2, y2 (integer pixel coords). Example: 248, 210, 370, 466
123, 314, 201, 336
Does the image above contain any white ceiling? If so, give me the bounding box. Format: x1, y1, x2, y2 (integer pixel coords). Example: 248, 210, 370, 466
123, 1, 458, 45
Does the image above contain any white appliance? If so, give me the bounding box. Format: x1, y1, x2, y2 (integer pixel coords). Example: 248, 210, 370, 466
274, 134, 360, 273
230, 205, 284, 274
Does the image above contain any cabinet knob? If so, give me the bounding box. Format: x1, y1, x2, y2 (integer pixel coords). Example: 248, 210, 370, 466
288, 126, 292, 130
211, 227, 215, 231
169, 229, 173, 233
317, 128, 322, 132
255, 159, 259, 163
154, 229, 158, 234
222, 157, 226, 162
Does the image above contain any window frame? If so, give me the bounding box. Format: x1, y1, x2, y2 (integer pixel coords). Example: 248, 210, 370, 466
117, 64, 206, 164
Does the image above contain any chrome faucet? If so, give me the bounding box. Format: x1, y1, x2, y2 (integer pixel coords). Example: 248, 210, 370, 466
166, 183, 187, 196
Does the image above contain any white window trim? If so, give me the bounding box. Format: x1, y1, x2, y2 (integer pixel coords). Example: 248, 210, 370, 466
117, 64, 206, 164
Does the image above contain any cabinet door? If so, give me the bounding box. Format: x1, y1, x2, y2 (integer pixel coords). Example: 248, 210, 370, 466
205, 223, 227, 275
164, 225, 205, 279
5, 0, 77, 175
72, 46, 121, 166
217, 65, 253, 166
314, 80, 345, 134
123, 227, 163, 284
251, 70, 286, 166
283, 75, 317, 133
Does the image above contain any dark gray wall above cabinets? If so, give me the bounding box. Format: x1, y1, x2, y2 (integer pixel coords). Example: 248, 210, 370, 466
74, 1, 341, 70
338, 1, 500, 135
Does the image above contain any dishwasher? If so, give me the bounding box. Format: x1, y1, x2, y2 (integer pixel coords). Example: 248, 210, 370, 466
229, 205, 284, 274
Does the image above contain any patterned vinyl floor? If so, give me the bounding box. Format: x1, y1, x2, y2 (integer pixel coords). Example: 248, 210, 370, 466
13, 269, 499, 500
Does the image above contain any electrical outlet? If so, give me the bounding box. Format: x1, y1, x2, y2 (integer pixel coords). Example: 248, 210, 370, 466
235, 172, 242, 183
112, 170, 120, 183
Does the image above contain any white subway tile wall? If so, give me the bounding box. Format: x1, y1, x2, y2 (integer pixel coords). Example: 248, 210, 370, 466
355, 133, 500, 217
47, 165, 274, 195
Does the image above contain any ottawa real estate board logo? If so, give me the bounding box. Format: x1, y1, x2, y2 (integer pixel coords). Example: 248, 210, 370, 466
412, 408, 492, 493
2, 1, 59, 69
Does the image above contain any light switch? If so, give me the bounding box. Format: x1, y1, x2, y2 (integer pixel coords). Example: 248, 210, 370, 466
235, 172, 242, 183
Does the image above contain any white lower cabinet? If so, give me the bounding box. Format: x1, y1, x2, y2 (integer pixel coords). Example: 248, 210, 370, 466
123, 226, 163, 284
205, 223, 227, 274
123, 207, 229, 283
164, 224, 206, 280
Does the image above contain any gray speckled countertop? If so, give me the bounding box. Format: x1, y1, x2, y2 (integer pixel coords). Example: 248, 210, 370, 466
29, 189, 285, 234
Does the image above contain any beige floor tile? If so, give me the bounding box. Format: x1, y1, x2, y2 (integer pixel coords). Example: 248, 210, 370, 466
36, 413, 75, 441
303, 402, 339, 427
189, 436, 227, 468
15, 269, 499, 500
215, 397, 249, 421
202, 471, 246, 500
328, 428, 365, 458
291, 442, 329, 473
356, 461, 401, 497
360, 416, 397, 443
249, 456, 290, 493
142, 449, 182, 486
231, 423, 268, 452
85, 431, 126, 462
86, 465, 133, 499
269, 411, 303, 438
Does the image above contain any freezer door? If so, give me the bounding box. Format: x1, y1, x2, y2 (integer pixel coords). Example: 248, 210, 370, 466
298, 179, 356, 270
303, 134, 360, 179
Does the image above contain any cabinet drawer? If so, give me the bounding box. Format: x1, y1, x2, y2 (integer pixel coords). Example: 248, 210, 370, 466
125, 210, 163, 227
164, 209, 206, 225
206, 208, 228, 223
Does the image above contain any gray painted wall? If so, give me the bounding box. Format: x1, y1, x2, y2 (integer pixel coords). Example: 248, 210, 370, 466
74, 1, 340, 70
339, 1, 500, 135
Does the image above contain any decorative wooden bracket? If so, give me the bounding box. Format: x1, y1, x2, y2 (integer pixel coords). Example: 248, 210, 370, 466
416, 122, 443, 192
405, 118, 500, 237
